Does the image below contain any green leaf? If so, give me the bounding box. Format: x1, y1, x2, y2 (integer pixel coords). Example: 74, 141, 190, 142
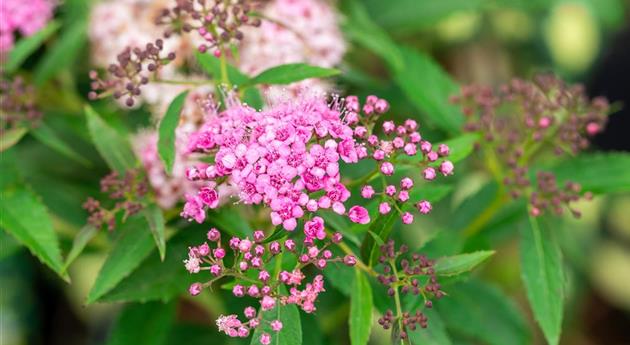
434, 250, 495, 276
100, 228, 199, 303
195, 51, 263, 108
520, 215, 565, 345
106, 301, 175, 345
34, 18, 87, 85
436, 279, 530, 345
395, 47, 464, 133
360, 208, 398, 266
30, 121, 91, 165
439, 133, 479, 163
0, 185, 67, 280
543, 153, 630, 194
62, 224, 98, 273
207, 207, 253, 237
407, 309, 452, 345
87, 216, 155, 304
250, 289, 302, 345
0, 127, 28, 152
85, 105, 136, 174
143, 204, 166, 261
5, 20, 61, 73
341, 0, 404, 71
350, 269, 373, 345
248, 63, 340, 86
158, 90, 189, 174
362, 0, 485, 35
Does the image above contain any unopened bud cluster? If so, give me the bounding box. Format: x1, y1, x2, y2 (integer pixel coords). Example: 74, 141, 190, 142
451, 74, 609, 217
1, 76, 43, 134
83, 169, 149, 230
157, 0, 261, 57
89, 39, 176, 107
376, 240, 443, 340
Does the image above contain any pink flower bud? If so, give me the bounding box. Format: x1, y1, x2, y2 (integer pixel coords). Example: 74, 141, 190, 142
373, 150, 385, 160
253, 230, 265, 242
284, 239, 296, 251
439, 161, 454, 176
586, 122, 601, 136
348, 206, 370, 224
317, 259, 327, 269
427, 151, 438, 162
383, 121, 395, 133
398, 190, 410, 202
244, 306, 256, 319
405, 119, 418, 131
402, 212, 414, 224
410, 132, 422, 143
423, 167, 436, 180
247, 285, 259, 297
416, 200, 432, 214
238, 327, 249, 338
207, 228, 221, 241
344, 255, 357, 266
229, 237, 240, 249
233, 284, 245, 297
374, 99, 389, 113
261, 296, 276, 311
379, 202, 391, 214
420, 140, 432, 153
385, 185, 397, 196
260, 333, 271, 345
381, 162, 394, 176
239, 261, 248, 270
400, 177, 414, 190
271, 320, 283, 332
404, 143, 417, 156
210, 264, 221, 276
269, 241, 281, 254
258, 270, 270, 282
361, 185, 375, 199
189, 282, 202, 296
213, 248, 226, 259
197, 243, 210, 256
437, 144, 450, 157
332, 232, 343, 243
308, 246, 320, 258
239, 239, 252, 253
323, 250, 333, 259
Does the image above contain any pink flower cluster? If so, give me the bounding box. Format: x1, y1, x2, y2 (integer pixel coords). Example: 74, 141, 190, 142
0, 0, 55, 53
181, 94, 453, 230
185, 227, 354, 344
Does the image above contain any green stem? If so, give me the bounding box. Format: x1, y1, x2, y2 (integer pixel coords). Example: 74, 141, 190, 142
462, 187, 507, 238
219, 46, 230, 87
390, 259, 405, 345
336, 240, 377, 276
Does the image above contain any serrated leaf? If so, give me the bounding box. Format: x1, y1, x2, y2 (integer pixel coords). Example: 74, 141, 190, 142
87, 216, 155, 304
106, 301, 175, 345
143, 203, 166, 261
434, 250, 495, 276
85, 105, 136, 174
0, 185, 67, 281
543, 153, 630, 194
250, 288, 302, 345
30, 121, 91, 165
248, 63, 340, 86
395, 47, 464, 133
5, 20, 61, 73
350, 269, 373, 345
34, 18, 87, 85
0, 127, 28, 152
158, 90, 189, 174
436, 279, 530, 345
100, 228, 199, 303
520, 215, 564, 345
62, 224, 98, 273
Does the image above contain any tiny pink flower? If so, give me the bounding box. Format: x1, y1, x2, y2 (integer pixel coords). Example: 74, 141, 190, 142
398, 190, 409, 202
385, 185, 397, 196
207, 228, 221, 241
383, 121, 395, 133
233, 285, 245, 297
258, 270, 270, 282
198, 187, 219, 208
344, 255, 357, 266
405, 119, 418, 131
284, 239, 296, 251
404, 143, 417, 156
427, 151, 438, 162
348, 206, 370, 224
239, 239, 252, 252
244, 306, 256, 319
586, 122, 601, 136
420, 140, 432, 153
332, 232, 343, 243
210, 264, 222, 276
269, 241, 281, 254
214, 248, 226, 259
253, 230, 265, 242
